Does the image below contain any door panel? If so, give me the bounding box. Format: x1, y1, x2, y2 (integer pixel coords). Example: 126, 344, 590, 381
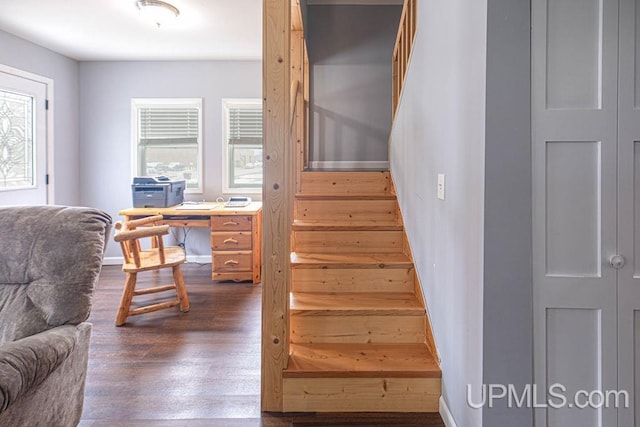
633, 0, 640, 109
545, 141, 602, 276
618, 0, 640, 424
0, 69, 47, 205
546, 308, 602, 427
635, 312, 640, 426
545, 0, 603, 109
533, 0, 619, 425
633, 143, 640, 277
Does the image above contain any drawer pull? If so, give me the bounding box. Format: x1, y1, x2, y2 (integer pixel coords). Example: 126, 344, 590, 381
223, 221, 239, 226
224, 260, 239, 266
223, 238, 239, 245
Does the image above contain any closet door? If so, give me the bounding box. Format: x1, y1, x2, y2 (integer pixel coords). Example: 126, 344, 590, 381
532, 0, 619, 426
617, 0, 640, 425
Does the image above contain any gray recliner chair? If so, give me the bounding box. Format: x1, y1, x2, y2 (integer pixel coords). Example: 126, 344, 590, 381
0, 206, 111, 426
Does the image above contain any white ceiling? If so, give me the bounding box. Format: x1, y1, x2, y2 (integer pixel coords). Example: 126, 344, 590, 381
0, 0, 263, 61
307, 0, 403, 4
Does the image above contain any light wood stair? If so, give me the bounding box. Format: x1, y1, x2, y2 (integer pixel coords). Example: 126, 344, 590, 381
285, 343, 440, 378
283, 170, 441, 413
299, 171, 392, 195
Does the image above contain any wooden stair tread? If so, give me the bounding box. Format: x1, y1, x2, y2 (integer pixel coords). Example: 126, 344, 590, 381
295, 193, 397, 200
292, 220, 403, 231
291, 252, 412, 268
291, 292, 424, 315
305, 168, 389, 172
284, 343, 441, 378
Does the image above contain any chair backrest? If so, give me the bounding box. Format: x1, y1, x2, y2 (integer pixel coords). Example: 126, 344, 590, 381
114, 215, 171, 269
0, 206, 112, 345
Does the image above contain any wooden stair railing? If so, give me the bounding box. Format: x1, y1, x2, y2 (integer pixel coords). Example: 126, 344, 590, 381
392, 0, 417, 118
290, 26, 309, 191
290, 79, 300, 131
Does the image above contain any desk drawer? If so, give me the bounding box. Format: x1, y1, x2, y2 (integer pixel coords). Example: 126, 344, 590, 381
211, 232, 252, 250
212, 252, 252, 272
211, 215, 252, 231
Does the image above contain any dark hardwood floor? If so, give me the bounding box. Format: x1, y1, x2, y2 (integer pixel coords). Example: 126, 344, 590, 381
80, 264, 445, 426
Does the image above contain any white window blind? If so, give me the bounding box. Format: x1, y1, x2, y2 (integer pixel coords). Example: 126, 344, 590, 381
139, 107, 199, 144
132, 98, 203, 193
223, 99, 263, 192
227, 105, 262, 145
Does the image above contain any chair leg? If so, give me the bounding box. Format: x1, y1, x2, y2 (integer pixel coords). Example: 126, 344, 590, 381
116, 272, 137, 326
172, 265, 190, 312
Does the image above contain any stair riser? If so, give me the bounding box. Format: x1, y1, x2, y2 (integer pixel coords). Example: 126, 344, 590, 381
295, 199, 398, 222
283, 377, 441, 412
291, 315, 426, 344
291, 268, 414, 293
290, 252, 413, 268
300, 171, 391, 195
292, 231, 404, 253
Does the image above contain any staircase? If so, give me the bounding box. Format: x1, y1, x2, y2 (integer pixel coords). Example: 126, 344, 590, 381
282, 170, 441, 412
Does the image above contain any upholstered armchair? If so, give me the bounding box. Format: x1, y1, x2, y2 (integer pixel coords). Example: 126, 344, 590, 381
0, 206, 111, 426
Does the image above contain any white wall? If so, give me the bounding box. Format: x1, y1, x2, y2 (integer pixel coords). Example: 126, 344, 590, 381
389, 1, 487, 426
0, 30, 80, 205
78, 61, 262, 259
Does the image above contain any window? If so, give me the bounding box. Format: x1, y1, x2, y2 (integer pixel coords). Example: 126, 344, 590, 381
132, 98, 203, 193
222, 99, 263, 193
0, 89, 34, 189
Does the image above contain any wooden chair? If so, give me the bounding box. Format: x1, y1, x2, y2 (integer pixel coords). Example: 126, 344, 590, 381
113, 215, 190, 326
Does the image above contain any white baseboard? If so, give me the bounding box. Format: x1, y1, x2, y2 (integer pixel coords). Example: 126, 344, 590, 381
102, 256, 123, 266
185, 255, 212, 264
440, 396, 458, 427
309, 160, 389, 170
102, 254, 212, 266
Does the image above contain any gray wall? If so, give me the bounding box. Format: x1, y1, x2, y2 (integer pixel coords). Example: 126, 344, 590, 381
390, 0, 534, 425
0, 30, 80, 205
78, 60, 262, 260
388, 1, 487, 425
483, 0, 532, 425
307, 5, 400, 165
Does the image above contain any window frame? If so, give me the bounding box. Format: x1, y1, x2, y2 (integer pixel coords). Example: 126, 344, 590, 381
131, 98, 204, 194
221, 98, 263, 195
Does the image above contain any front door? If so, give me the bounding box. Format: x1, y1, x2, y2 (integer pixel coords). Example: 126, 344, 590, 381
0, 66, 49, 205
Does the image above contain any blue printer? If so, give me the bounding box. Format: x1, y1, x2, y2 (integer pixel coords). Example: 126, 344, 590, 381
131, 176, 185, 208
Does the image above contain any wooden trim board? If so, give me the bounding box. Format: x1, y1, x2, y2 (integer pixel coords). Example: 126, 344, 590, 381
261, 0, 292, 412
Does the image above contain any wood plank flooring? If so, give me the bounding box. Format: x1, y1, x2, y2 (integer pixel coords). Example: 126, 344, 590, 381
80, 264, 444, 426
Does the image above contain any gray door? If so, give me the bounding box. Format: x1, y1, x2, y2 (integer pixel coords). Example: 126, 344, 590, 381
618, 0, 640, 424
532, 0, 619, 426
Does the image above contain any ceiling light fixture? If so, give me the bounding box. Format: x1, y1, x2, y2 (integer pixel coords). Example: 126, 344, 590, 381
136, 0, 180, 28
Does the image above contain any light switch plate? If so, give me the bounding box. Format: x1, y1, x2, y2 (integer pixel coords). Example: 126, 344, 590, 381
437, 174, 445, 200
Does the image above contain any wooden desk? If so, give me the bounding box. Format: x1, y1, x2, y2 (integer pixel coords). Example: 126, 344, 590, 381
119, 202, 262, 284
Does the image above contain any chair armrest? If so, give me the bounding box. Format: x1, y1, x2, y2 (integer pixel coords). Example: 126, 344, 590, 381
121, 215, 163, 228
114, 224, 170, 242
0, 325, 80, 413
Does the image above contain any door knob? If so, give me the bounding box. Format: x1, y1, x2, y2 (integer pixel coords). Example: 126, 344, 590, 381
610, 255, 625, 269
